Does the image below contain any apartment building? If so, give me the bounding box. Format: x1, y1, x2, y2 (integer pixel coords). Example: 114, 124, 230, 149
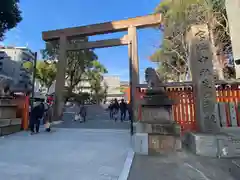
48, 75, 124, 101
0, 46, 34, 92
103, 76, 121, 95
103, 76, 125, 101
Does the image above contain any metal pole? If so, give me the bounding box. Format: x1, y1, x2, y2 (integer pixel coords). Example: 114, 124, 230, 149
30, 52, 37, 109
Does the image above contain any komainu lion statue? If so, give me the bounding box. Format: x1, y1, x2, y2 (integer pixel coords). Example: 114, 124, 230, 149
145, 67, 163, 88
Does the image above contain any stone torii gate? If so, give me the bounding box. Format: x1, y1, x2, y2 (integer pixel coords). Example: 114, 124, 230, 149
42, 14, 162, 122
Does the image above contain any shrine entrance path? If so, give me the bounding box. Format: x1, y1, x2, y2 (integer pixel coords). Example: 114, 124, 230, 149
58, 104, 130, 130
0, 105, 132, 180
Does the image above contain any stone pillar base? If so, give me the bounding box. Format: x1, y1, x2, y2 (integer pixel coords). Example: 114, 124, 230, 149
133, 133, 182, 155
0, 124, 21, 136
184, 132, 240, 158
0, 118, 22, 136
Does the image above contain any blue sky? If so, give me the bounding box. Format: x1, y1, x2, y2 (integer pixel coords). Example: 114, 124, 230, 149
2, 0, 162, 82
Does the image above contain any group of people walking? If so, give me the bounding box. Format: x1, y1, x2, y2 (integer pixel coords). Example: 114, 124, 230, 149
29, 98, 130, 134
108, 99, 131, 121
29, 101, 53, 135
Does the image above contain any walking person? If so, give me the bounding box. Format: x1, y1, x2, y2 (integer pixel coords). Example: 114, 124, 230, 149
108, 100, 114, 120
119, 99, 127, 122
29, 102, 45, 135
44, 104, 53, 132
127, 102, 132, 121
79, 102, 87, 122
112, 99, 119, 121
74, 102, 81, 122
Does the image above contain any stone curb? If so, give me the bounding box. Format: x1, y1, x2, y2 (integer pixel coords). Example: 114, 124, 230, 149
118, 148, 135, 180
51, 121, 64, 125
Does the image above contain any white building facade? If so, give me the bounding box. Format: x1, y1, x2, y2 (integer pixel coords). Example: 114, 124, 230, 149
103, 76, 121, 95
48, 75, 123, 100
0, 46, 34, 92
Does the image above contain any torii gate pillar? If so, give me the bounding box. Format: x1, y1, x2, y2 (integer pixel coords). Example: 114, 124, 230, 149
128, 26, 140, 127
53, 35, 67, 119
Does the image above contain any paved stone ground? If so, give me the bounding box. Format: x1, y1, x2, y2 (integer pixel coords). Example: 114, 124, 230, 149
128, 151, 240, 180
3, 104, 239, 180
0, 104, 132, 180
57, 104, 130, 130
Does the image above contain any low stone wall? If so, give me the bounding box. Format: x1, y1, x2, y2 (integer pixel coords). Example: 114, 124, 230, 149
183, 131, 240, 158
0, 118, 22, 136
0, 98, 22, 136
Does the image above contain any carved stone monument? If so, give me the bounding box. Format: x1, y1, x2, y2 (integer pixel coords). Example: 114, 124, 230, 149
188, 24, 220, 133
134, 68, 181, 155
185, 24, 240, 158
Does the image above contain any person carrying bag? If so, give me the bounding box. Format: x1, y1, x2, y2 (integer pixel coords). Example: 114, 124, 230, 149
79, 104, 87, 122
44, 104, 53, 132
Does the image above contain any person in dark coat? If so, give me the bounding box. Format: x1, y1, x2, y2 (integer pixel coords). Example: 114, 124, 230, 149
119, 99, 127, 121
112, 99, 120, 121
44, 104, 53, 132
79, 103, 87, 122
127, 102, 132, 121
29, 102, 45, 134
108, 100, 114, 120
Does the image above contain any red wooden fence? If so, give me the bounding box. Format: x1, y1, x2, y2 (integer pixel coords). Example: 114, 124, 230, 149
136, 84, 240, 132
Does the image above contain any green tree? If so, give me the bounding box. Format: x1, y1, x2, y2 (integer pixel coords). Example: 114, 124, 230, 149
152, 0, 233, 81
87, 60, 108, 103
0, 0, 22, 40
35, 61, 57, 92
22, 61, 33, 72
41, 38, 108, 99
102, 82, 108, 102
65, 49, 98, 95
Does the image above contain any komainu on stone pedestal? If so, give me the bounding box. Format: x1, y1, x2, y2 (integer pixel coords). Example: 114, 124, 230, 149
136, 67, 182, 155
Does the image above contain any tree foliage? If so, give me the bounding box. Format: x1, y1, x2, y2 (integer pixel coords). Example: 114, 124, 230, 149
0, 0, 22, 40
87, 60, 108, 103
22, 61, 33, 71
42, 38, 108, 100
65, 49, 98, 93
151, 0, 233, 81
35, 61, 57, 92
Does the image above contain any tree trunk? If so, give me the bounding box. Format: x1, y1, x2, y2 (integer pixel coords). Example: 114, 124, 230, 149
208, 23, 225, 80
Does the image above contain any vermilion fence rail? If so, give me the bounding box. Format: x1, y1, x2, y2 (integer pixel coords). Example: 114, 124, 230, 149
13, 95, 29, 130
137, 87, 196, 132
216, 85, 240, 127
136, 84, 240, 133
167, 87, 196, 132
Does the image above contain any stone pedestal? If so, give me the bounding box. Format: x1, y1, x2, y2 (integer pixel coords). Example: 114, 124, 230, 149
134, 88, 182, 155
183, 131, 240, 158
0, 98, 21, 136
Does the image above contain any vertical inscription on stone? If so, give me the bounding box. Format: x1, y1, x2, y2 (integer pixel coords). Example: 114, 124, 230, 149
188, 25, 219, 133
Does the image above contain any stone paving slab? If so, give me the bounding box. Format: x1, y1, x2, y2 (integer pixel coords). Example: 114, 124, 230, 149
128, 151, 239, 180
0, 128, 131, 180
59, 112, 130, 130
